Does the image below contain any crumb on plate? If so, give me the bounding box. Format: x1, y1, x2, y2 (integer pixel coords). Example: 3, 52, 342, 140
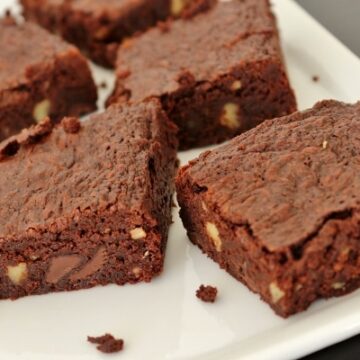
196, 284, 218, 303
87, 333, 124, 354
312, 75, 319, 82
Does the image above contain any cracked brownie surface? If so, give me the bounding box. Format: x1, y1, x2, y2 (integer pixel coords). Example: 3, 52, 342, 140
176, 100, 360, 317
0, 99, 178, 300
109, 0, 296, 149
20, 0, 204, 67
0, 18, 97, 141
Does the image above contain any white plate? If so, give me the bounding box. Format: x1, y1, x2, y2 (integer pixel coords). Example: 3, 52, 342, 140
1, 1, 360, 359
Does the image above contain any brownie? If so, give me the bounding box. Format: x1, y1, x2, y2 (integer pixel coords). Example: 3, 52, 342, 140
0, 17, 97, 142
196, 285, 217, 302
0, 99, 178, 300
20, 0, 204, 67
176, 100, 360, 317
108, 0, 296, 150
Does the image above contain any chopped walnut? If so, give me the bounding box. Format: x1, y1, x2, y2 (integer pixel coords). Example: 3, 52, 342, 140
7, 263, 28, 285
269, 282, 285, 303
130, 227, 147, 240
205, 222, 222, 252
220, 103, 241, 129
33, 99, 51, 123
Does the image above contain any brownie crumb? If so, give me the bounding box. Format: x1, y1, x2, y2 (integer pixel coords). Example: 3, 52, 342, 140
88, 334, 114, 345
196, 285, 218, 302
97, 339, 124, 354
62, 117, 81, 134
87, 334, 124, 354
98, 81, 108, 89
312, 75, 319, 82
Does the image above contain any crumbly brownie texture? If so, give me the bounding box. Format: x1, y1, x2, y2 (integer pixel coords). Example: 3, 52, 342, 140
176, 100, 360, 317
196, 284, 217, 302
20, 0, 205, 67
88, 334, 124, 354
108, 0, 296, 150
0, 100, 178, 300
0, 17, 97, 142
0, 117, 53, 161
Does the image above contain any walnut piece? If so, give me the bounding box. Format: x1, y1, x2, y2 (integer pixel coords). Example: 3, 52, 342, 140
130, 227, 147, 240
332, 282, 345, 290
220, 103, 240, 129
7, 263, 28, 285
171, 0, 188, 16
205, 222, 222, 252
269, 282, 285, 303
33, 99, 51, 123
132, 267, 141, 277
231, 80, 242, 91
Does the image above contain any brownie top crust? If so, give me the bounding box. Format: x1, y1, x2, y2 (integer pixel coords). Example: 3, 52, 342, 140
0, 100, 177, 237
115, 0, 280, 101
181, 100, 360, 250
0, 18, 79, 90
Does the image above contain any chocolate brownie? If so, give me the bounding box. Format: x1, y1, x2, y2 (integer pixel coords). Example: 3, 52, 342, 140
176, 100, 360, 317
108, 0, 296, 150
0, 99, 178, 300
20, 0, 204, 67
0, 17, 97, 142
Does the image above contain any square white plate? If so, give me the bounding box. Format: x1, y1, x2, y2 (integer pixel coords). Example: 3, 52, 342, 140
1, 0, 360, 359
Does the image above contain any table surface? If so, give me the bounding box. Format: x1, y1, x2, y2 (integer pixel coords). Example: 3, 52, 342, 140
295, 1, 360, 359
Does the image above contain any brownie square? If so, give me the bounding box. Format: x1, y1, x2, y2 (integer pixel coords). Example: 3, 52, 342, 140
20, 0, 202, 67
176, 100, 360, 317
0, 99, 178, 300
0, 17, 97, 142
108, 0, 296, 150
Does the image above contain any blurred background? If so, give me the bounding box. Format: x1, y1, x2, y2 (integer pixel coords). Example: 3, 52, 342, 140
295, 2, 360, 358
296, 0, 360, 56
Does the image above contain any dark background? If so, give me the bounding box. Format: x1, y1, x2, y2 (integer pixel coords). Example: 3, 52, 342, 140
296, 0, 360, 57
294, 1, 359, 359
